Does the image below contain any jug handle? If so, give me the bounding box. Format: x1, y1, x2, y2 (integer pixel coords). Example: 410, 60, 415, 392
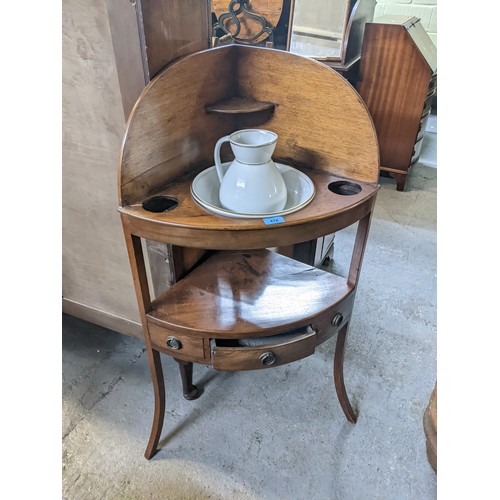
214, 135, 230, 184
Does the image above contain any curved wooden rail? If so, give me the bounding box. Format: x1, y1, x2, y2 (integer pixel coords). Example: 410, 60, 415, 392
119, 167, 378, 249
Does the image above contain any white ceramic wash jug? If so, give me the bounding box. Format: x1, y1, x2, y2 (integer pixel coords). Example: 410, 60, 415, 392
214, 129, 287, 214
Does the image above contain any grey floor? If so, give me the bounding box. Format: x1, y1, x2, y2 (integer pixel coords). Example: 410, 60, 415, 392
63, 117, 437, 499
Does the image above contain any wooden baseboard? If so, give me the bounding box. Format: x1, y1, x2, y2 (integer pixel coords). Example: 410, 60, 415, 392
62, 298, 143, 339
380, 165, 408, 175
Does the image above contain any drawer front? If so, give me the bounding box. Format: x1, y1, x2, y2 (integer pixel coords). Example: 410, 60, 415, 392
314, 289, 355, 344
148, 322, 205, 359
212, 330, 317, 371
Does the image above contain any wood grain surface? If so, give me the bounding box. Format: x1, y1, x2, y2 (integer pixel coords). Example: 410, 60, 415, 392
148, 323, 206, 358
119, 45, 379, 206
357, 20, 433, 179
140, 0, 211, 79
212, 330, 317, 371
146, 249, 353, 338
119, 168, 377, 249
236, 47, 379, 183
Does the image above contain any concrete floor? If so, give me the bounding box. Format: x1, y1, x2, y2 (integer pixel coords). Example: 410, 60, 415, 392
62, 121, 437, 499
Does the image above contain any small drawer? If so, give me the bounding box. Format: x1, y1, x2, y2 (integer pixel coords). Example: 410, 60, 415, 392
211, 327, 316, 371
148, 322, 205, 359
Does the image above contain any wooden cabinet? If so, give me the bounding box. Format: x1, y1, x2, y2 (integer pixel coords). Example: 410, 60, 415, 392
357, 16, 437, 191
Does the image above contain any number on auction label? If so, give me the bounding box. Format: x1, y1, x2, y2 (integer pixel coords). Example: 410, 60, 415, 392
263, 216, 285, 225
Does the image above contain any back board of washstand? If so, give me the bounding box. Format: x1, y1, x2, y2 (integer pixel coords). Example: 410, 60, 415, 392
118, 44, 379, 209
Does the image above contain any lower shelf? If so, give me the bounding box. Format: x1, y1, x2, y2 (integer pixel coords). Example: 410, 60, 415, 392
147, 249, 353, 339
146, 249, 355, 368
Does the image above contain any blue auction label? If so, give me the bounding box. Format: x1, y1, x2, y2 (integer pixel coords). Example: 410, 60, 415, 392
263, 216, 285, 225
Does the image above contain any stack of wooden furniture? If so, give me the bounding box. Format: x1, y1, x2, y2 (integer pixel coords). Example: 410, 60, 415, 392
118, 45, 380, 459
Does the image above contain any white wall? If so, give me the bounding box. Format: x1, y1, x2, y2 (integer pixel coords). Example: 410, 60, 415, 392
374, 0, 437, 47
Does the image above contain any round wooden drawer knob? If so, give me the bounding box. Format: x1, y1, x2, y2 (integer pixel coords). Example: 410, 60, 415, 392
166, 336, 182, 350
259, 352, 276, 366
331, 313, 343, 327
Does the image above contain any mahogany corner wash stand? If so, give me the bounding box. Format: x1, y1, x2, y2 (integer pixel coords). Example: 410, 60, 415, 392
118, 45, 380, 459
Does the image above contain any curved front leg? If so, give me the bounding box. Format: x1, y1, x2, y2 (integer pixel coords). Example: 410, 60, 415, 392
334, 322, 358, 423
144, 349, 165, 460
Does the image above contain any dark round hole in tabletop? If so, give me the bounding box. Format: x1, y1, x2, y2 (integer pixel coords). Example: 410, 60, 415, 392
328, 181, 362, 196
142, 196, 178, 213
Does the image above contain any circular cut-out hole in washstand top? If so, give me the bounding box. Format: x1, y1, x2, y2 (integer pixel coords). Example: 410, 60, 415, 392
142, 196, 178, 213
328, 181, 362, 196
